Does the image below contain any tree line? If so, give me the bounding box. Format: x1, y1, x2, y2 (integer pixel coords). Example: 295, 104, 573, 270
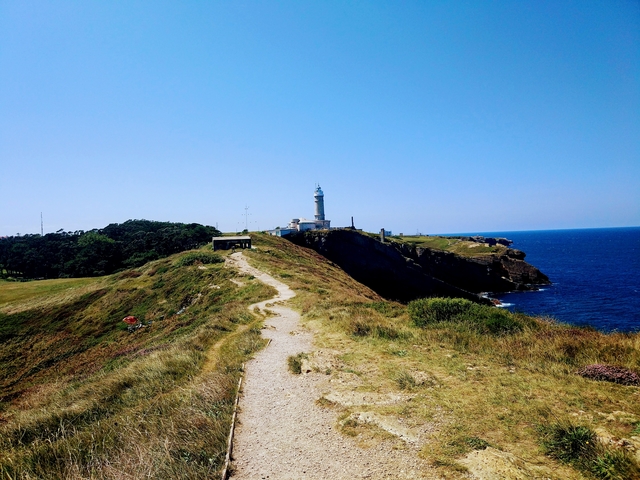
0, 220, 221, 279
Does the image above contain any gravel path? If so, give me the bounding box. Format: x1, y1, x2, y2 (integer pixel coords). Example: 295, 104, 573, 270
228, 253, 436, 480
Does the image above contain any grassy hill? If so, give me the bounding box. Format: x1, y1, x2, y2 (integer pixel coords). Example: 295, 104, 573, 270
0, 249, 274, 479
245, 233, 640, 479
1, 233, 639, 479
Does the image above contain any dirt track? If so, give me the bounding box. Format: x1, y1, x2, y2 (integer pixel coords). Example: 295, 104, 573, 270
227, 252, 435, 480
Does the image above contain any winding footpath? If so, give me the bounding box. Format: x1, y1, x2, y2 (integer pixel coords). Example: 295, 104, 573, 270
227, 252, 434, 480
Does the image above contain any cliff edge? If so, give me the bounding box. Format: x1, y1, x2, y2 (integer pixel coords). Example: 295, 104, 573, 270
288, 229, 550, 303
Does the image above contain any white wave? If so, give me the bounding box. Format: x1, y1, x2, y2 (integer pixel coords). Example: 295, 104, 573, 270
496, 303, 514, 308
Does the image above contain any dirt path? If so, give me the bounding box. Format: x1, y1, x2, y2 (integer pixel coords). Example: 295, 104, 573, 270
227, 252, 435, 480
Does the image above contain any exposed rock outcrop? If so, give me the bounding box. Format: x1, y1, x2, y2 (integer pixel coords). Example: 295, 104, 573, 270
288, 229, 549, 303
397, 242, 550, 294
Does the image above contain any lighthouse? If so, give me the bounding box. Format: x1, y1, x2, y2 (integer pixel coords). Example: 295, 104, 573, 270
269, 185, 331, 235
314, 185, 325, 221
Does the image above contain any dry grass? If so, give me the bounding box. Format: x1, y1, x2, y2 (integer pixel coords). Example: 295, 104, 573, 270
387, 235, 508, 257
0, 277, 107, 315
3, 233, 638, 479
0, 247, 274, 479
246, 233, 640, 479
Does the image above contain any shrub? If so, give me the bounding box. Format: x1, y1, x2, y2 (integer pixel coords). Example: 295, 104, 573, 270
176, 252, 223, 267
408, 297, 523, 335
538, 420, 640, 480
478, 309, 523, 335
408, 297, 476, 326
538, 421, 596, 464
576, 364, 640, 386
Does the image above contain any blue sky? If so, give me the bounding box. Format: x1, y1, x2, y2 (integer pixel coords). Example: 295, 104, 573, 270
1, 0, 638, 236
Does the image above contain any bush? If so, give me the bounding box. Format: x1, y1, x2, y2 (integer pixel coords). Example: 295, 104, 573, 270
539, 421, 596, 464
477, 309, 523, 335
408, 297, 523, 335
576, 364, 640, 386
538, 420, 640, 480
176, 252, 223, 267
408, 297, 476, 326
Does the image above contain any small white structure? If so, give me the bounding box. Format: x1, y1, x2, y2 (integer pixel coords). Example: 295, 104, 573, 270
270, 185, 331, 236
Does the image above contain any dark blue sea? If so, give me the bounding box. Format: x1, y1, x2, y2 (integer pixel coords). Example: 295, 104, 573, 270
446, 227, 640, 332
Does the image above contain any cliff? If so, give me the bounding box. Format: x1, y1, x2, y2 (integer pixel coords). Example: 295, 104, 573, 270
288, 229, 550, 303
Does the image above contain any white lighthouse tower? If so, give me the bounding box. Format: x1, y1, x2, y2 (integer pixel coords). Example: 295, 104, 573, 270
314, 185, 325, 221
272, 185, 331, 235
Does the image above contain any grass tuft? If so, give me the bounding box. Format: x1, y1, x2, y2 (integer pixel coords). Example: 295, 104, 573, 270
538, 420, 640, 480
538, 421, 596, 464
465, 436, 490, 450
287, 353, 308, 374
394, 370, 417, 390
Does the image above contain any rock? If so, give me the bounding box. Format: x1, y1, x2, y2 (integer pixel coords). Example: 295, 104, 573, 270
344, 411, 419, 443
459, 446, 555, 479
300, 358, 314, 374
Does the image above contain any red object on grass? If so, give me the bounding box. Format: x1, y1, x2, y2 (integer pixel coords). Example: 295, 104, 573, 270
122, 316, 138, 325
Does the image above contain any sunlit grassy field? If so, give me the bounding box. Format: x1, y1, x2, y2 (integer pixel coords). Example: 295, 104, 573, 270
385, 234, 508, 256
2, 233, 638, 479
0, 277, 103, 310
247, 233, 640, 479
0, 248, 275, 479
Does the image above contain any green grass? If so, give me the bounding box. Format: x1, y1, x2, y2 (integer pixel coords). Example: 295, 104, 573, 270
390, 235, 507, 256
243, 233, 640, 479
408, 297, 528, 335
539, 420, 640, 480
0, 277, 103, 307
175, 251, 224, 267
0, 246, 275, 479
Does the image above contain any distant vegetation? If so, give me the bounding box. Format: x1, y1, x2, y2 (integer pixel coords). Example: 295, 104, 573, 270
0, 220, 220, 279
390, 235, 508, 256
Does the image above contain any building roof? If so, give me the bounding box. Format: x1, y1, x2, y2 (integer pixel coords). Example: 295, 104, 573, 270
212, 236, 251, 241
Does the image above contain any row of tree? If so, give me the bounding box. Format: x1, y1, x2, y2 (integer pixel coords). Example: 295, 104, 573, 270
0, 220, 221, 279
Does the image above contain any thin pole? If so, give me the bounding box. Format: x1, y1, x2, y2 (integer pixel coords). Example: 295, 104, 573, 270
244, 206, 250, 231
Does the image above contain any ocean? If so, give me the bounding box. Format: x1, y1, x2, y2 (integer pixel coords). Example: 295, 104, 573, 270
447, 227, 640, 333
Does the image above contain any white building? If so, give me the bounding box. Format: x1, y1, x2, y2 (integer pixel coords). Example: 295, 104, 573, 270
270, 185, 331, 236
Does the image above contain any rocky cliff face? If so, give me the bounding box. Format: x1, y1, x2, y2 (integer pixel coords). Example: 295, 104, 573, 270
288, 229, 550, 303
397, 242, 550, 294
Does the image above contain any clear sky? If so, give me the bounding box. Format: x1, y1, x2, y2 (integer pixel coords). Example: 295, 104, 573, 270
1, 0, 638, 236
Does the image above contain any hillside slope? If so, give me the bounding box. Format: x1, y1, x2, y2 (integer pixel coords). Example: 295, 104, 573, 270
245, 233, 640, 479
1, 234, 638, 479
0, 249, 274, 479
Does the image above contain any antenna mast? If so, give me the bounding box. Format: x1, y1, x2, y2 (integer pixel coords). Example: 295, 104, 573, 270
244, 205, 250, 231
41, 212, 43, 236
